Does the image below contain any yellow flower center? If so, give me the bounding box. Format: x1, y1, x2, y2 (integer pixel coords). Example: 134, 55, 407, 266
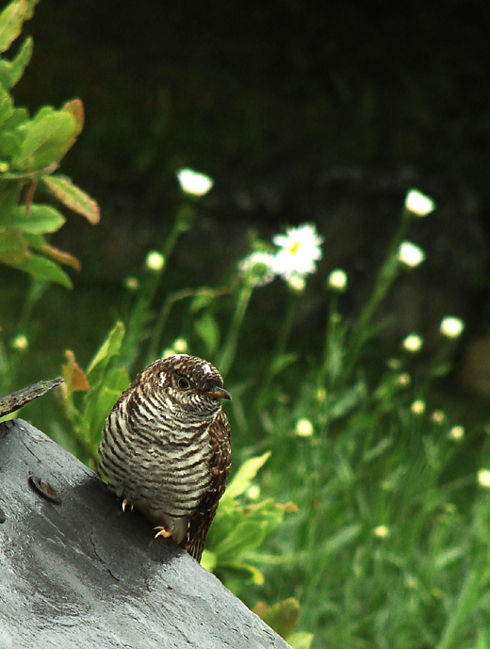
288, 241, 301, 255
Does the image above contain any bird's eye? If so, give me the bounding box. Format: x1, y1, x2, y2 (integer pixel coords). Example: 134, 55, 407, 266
177, 376, 191, 390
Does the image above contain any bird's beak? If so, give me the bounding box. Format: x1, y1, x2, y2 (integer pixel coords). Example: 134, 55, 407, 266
203, 387, 232, 401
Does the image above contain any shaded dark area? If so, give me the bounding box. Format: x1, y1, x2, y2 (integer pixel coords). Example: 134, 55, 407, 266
0, 418, 290, 649
2, 1, 489, 400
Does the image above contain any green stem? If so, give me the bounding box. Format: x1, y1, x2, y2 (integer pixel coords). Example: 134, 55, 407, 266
123, 207, 192, 369
342, 210, 413, 384
217, 282, 254, 376
318, 292, 339, 387
255, 291, 298, 410
146, 286, 226, 363
436, 565, 488, 649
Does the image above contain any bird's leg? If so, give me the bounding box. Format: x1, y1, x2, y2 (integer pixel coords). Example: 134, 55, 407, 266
154, 525, 173, 540
121, 498, 134, 513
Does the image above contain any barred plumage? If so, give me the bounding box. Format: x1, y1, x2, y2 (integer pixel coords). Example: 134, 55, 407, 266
98, 354, 231, 562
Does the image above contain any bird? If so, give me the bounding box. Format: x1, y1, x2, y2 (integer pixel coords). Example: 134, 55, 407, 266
97, 353, 231, 562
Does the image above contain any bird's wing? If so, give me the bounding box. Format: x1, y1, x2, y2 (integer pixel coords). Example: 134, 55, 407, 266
185, 410, 231, 562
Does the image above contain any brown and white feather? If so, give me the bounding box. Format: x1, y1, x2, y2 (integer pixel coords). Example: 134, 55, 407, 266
98, 354, 231, 562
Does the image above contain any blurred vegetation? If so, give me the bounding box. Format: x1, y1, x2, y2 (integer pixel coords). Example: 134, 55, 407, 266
1, 2, 490, 649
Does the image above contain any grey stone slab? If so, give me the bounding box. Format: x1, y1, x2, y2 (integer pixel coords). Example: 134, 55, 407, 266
0, 419, 290, 649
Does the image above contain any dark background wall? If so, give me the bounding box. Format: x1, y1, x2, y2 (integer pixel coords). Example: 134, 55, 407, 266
5, 0, 490, 396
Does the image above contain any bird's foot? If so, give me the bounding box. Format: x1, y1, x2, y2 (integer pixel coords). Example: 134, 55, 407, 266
121, 498, 134, 513
154, 525, 173, 540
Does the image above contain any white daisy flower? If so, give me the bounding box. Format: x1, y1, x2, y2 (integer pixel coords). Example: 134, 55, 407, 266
404, 188, 435, 217
373, 525, 390, 539
440, 316, 464, 339
327, 268, 348, 293
272, 223, 323, 280
410, 399, 426, 415
477, 469, 490, 488
295, 418, 314, 437
238, 251, 276, 287
287, 274, 306, 293
10, 334, 29, 351
145, 251, 165, 272
402, 334, 423, 353
176, 167, 214, 197
448, 425, 465, 441
397, 241, 426, 268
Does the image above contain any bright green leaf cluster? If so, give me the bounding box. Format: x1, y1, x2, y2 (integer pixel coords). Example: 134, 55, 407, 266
61, 321, 129, 465
0, 0, 99, 287
202, 451, 296, 586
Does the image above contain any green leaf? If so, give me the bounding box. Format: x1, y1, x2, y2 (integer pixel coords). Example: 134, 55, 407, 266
321, 523, 362, 557
200, 549, 217, 573
12, 106, 77, 170
329, 381, 365, 419
0, 36, 32, 88
83, 365, 130, 447
86, 321, 125, 385
228, 561, 265, 585
41, 174, 100, 224
224, 451, 271, 500
194, 312, 219, 355
190, 292, 214, 313
0, 87, 13, 126
213, 518, 268, 558
254, 598, 301, 640
288, 632, 314, 649
269, 352, 298, 376
0, 128, 21, 159
4, 203, 65, 233
22, 253, 72, 287
0, 180, 20, 214
212, 499, 286, 559
0, 0, 37, 54
0, 228, 27, 264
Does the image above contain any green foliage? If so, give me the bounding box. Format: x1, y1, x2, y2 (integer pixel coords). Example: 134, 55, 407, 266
61, 322, 129, 465
202, 451, 296, 587
254, 599, 314, 649
0, 0, 99, 287
48, 181, 489, 649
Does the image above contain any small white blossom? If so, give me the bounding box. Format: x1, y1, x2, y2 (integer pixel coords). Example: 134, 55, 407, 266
10, 334, 28, 351
477, 469, 490, 488
123, 276, 140, 291
176, 167, 214, 196
397, 241, 426, 268
145, 251, 165, 272
402, 334, 423, 353
238, 251, 275, 287
440, 316, 464, 339
404, 188, 435, 217
448, 425, 465, 441
172, 337, 188, 353
287, 274, 306, 293
316, 387, 327, 402
410, 399, 426, 415
431, 410, 446, 424
272, 223, 323, 280
373, 525, 390, 539
327, 268, 348, 292
295, 418, 314, 437
246, 485, 261, 501
396, 373, 411, 387
387, 358, 402, 370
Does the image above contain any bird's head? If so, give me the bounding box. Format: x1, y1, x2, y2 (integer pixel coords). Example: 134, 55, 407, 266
141, 354, 231, 416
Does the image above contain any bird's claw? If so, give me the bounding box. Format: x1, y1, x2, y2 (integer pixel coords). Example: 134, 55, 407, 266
154, 525, 173, 540
121, 498, 134, 513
